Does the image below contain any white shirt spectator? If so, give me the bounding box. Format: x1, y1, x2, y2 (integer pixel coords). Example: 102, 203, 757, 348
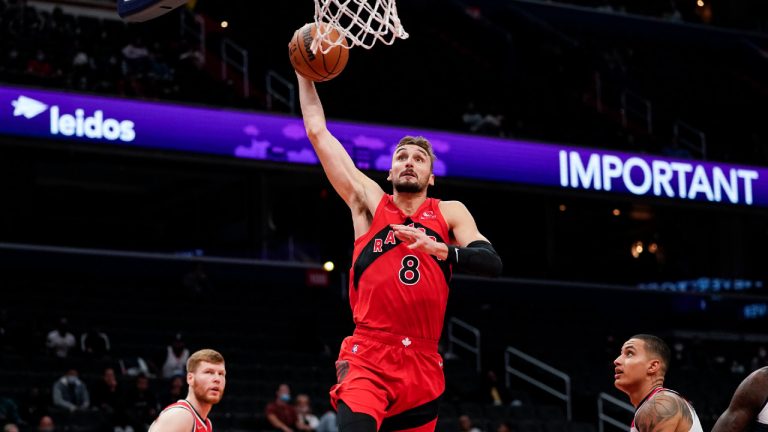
47, 329, 76, 358
162, 344, 189, 378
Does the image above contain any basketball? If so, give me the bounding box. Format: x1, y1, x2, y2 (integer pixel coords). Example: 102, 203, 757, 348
289, 23, 349, 82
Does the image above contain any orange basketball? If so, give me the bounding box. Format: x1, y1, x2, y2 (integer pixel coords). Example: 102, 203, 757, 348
288, 23, 349, 82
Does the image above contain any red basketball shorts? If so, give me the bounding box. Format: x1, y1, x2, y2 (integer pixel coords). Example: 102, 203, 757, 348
329, 326, 445, 432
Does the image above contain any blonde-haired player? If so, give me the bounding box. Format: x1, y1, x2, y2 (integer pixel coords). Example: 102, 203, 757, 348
150, 349, 226, 432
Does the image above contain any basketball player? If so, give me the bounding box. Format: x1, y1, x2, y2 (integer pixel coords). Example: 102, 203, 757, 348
712, 366, 768, 432
614, 334, 703, 432
149, 349, 225, 432
296, 73, 502, 432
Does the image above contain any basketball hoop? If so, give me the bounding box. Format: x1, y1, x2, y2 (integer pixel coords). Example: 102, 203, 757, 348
312, 0, 408, 53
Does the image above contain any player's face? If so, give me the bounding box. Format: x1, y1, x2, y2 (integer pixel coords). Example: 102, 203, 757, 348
613, 339, 649, 392
388, 145, 434, 193
188, 361, 226, 404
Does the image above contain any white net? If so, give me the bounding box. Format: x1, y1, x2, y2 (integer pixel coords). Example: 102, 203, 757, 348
312, 0, 409, 53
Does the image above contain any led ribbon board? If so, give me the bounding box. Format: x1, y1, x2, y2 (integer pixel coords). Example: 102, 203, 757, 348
1, 85, 765, 207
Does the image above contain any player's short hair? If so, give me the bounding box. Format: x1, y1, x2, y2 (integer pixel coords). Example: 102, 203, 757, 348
632, 334, 671, 375
187, 349, 225, 373
395, 136, 436, 169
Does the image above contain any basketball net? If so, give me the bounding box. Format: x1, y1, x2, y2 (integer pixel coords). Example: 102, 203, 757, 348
312, 0, 408, 53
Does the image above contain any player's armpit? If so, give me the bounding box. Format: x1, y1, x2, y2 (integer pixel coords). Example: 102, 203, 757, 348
635, 394, 692, 432
150, 408, 194, 432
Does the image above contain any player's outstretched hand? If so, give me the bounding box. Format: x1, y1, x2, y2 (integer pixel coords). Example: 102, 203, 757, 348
390, 224, 446, 257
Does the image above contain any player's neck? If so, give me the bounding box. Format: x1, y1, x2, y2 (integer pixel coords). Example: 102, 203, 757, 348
630, 380, 664, 408
392, 192, 428, 216
185, 393, 211, 420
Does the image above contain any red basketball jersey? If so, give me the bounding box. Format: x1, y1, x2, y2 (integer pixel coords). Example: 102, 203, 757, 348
350, 194, 453, 342
151, 400, 213, 432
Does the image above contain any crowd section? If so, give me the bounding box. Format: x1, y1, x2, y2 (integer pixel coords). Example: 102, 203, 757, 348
0, 262, 764, 432
0, 0, 766, 165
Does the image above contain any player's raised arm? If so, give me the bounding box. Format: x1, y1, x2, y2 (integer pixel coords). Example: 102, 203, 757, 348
712, 368, 768, 432
295, 73, 383, 211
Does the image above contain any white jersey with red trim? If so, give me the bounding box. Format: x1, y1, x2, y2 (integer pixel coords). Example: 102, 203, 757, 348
755, 397, 768, 431
629, 388, 703, 432
149, 399, 213, 432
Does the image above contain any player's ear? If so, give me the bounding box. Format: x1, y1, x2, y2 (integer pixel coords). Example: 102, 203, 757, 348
187, 372, 194, 386
647, 359, 661, 375
428, 173, 435, 186
387, 170, 392, 181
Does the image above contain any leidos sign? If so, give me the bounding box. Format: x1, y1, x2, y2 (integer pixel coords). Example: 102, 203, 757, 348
11, 95, 136, 142
0, 85, 766, 207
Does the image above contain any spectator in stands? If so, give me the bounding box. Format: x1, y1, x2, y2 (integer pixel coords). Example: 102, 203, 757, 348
462, 102, 504, 136
161, 333, 189, 379
91, 367, 133, 432
36, 415, 55, 432
118, 355, 153, 378
484, 370, 508, 407
26, 49, 54, 79
750, 345, 767, 370
316, 408, 338, 432
295, 394, 319, 432
0, 397, 21, 427
123, 374, 159, 432
121, 37, 150, 77
266, 383, 297, 432
0, 309, 10, 351
46, 318, 76, 358
458, 414, 483, 432
495, 422, 512, 432
19, 387, 47, 424
81, 326, 110, 358
182, 263, 209, 298
159, 375, 185, 408
52, 368, 90, 413
3, 423, 19, 432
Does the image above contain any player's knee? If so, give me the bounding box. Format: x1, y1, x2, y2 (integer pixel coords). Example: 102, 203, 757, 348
337, 401, 377, 432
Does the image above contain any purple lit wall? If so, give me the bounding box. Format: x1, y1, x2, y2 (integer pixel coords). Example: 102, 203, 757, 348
1, 85, 766, 206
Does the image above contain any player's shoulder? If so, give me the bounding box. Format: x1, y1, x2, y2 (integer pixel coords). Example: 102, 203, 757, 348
637, 390, 691, 422
745, 367, 768, 390
438, 200, 469, 214
152, 405, 195, 432
754, 367, 768, 379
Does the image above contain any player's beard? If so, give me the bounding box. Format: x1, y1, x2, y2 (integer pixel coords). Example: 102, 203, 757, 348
192, 381, 224, 404
393, 178, 427, 194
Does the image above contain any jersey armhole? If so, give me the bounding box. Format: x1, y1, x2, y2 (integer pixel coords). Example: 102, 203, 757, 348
353, 194, 391, 245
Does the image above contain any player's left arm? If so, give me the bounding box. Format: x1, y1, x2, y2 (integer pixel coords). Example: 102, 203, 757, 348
634, 393, 693, 432
712, 369, 767, 432
391, 200, 502, 276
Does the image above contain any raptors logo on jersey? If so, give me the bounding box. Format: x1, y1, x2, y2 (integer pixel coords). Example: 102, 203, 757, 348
350, 194, 452, 341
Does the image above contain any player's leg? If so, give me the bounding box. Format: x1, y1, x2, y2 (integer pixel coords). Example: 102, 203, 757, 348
379, 395, 441, 432
337, 400, 378, 432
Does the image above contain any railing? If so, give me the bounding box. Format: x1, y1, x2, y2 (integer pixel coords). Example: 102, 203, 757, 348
504, 346, 572, 421
447, 317, 481, 373
180, 8, 206, 58
620, 89, 653, 134
597, 392, 634, 432
221, 38, 250, 98
266, 70, 296, 114
673, 120, 707, 159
